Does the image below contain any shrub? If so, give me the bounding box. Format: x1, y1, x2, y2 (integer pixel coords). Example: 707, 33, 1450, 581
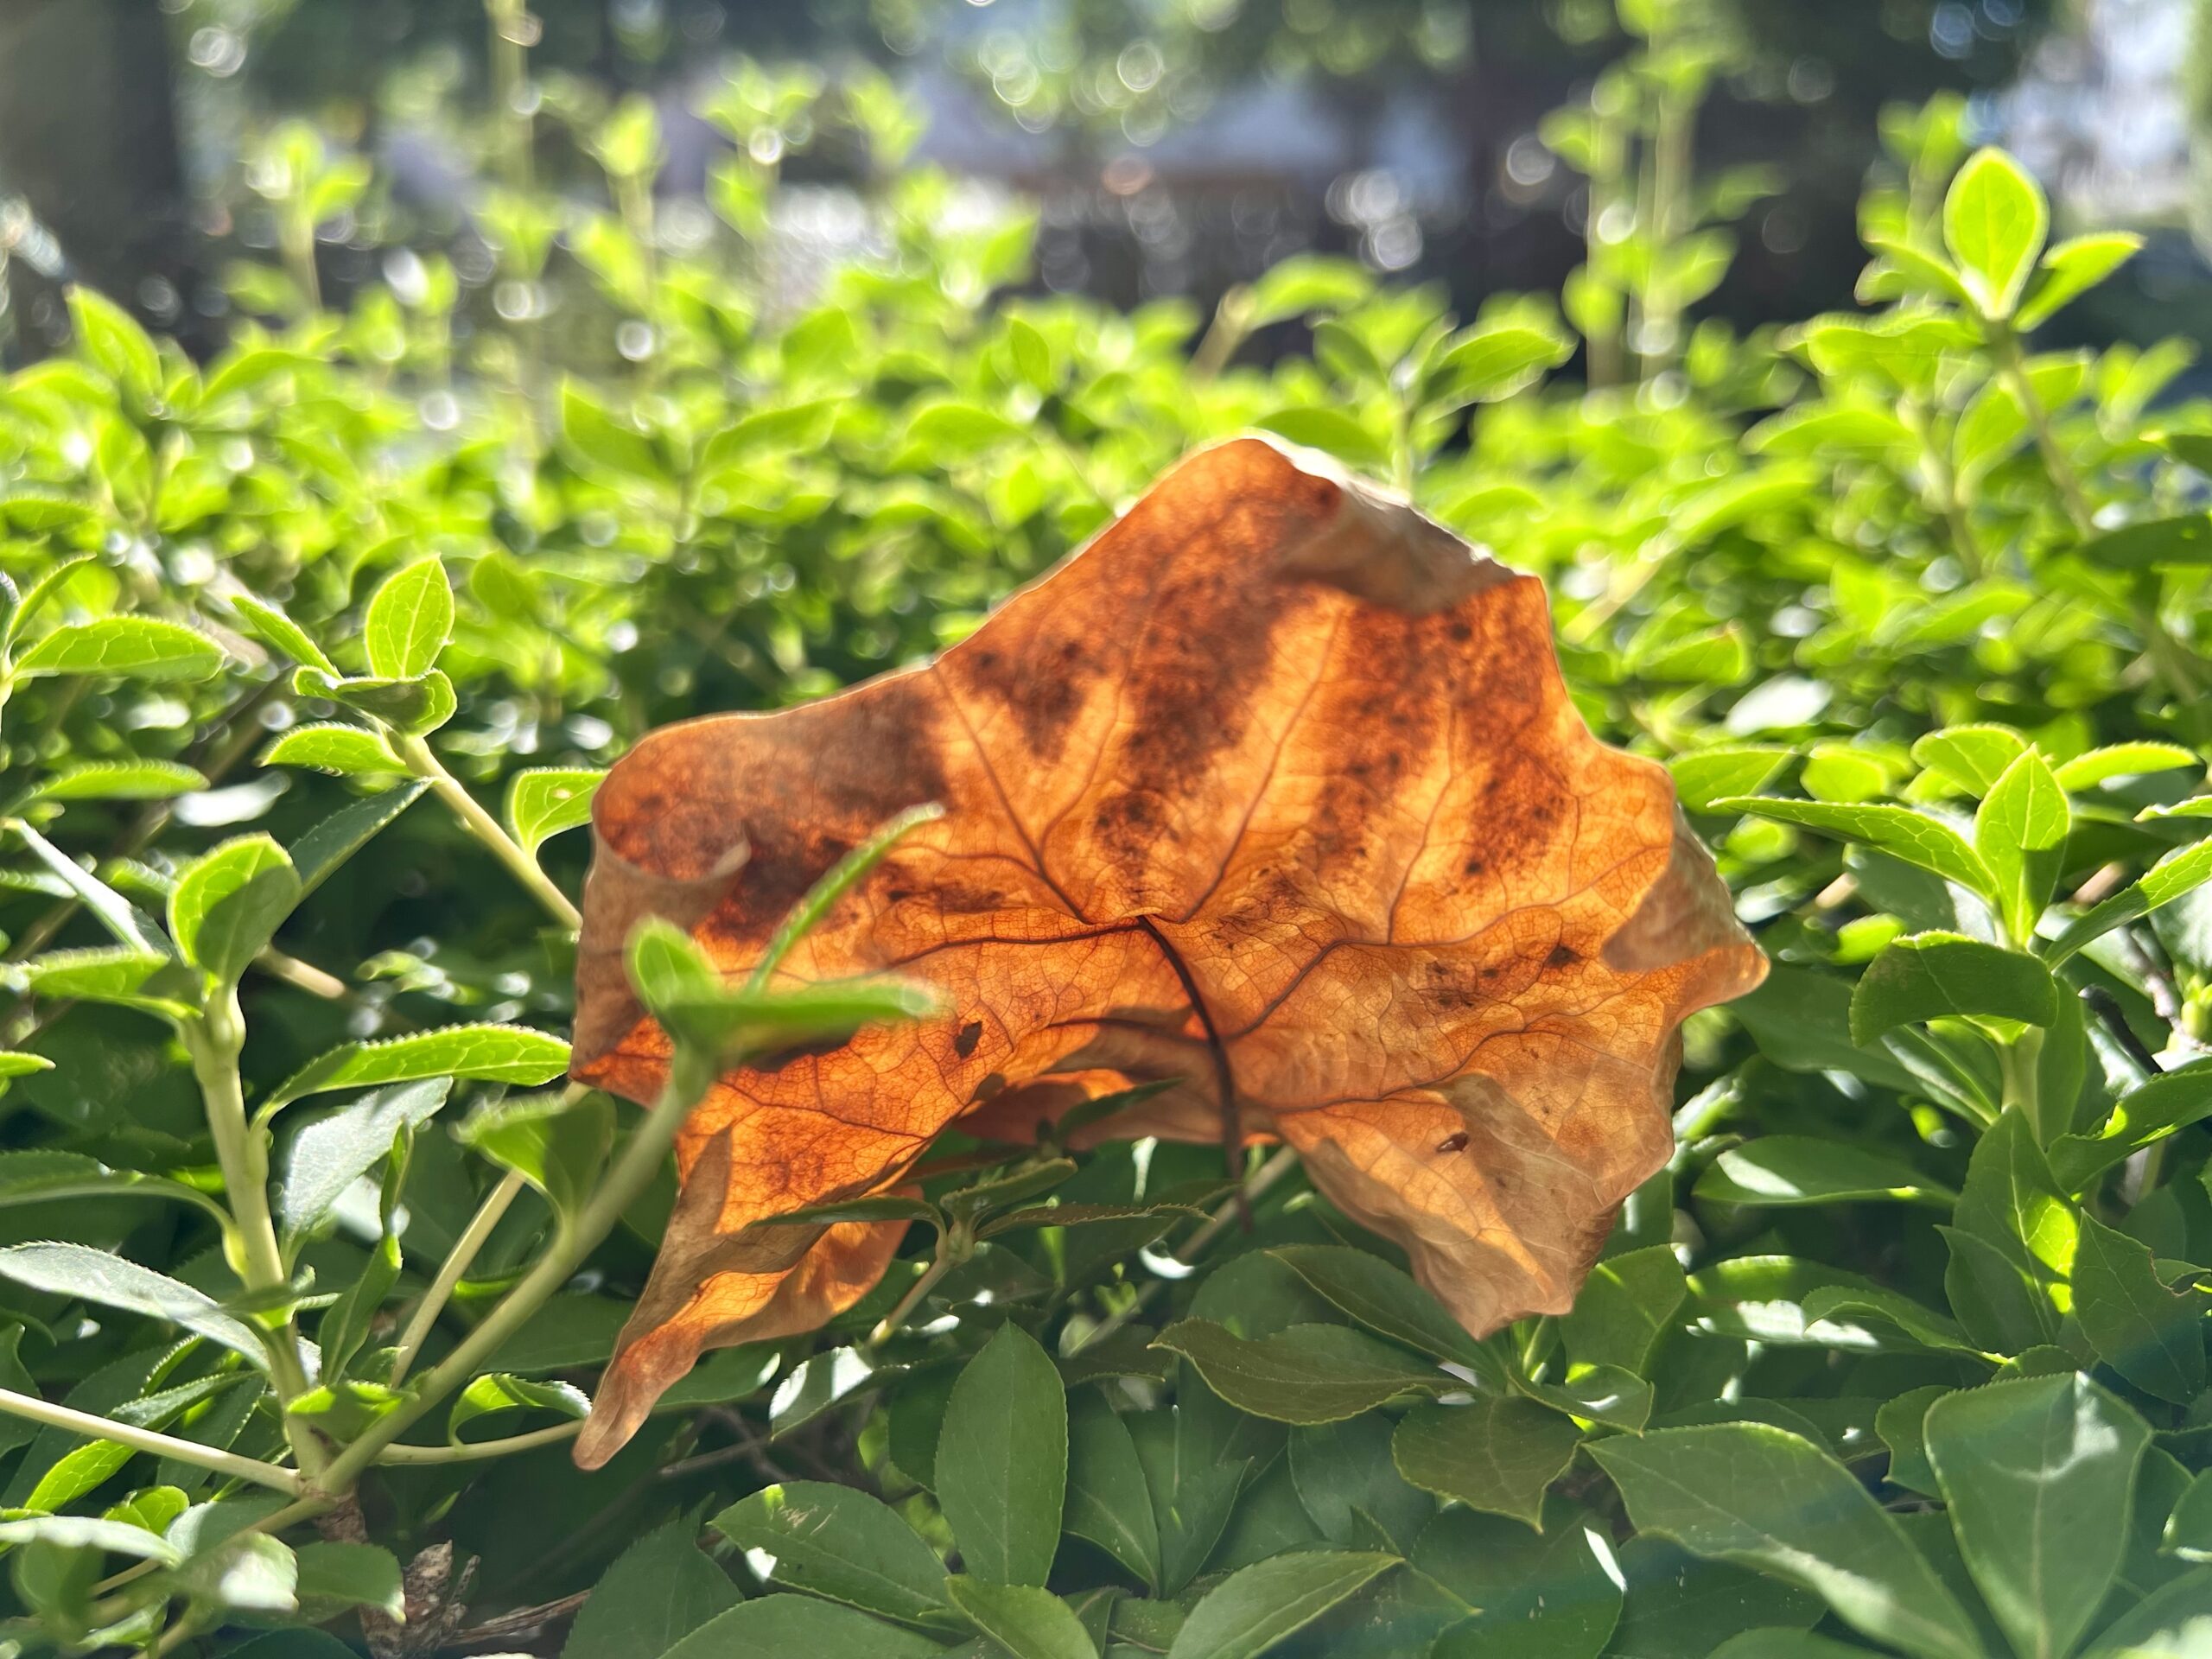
1, 13, 2210, 1659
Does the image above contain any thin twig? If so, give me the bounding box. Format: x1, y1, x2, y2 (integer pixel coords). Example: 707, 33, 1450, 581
389, 1167, 529, 1387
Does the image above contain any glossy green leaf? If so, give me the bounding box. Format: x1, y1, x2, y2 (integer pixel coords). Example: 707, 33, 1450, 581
1065, 1391, 1160, 1589
264, 1022, 571, 1113
1696, 1137, 1953, 1207
1713, 798, 1993, 894
0, 1243, 264, 1366
259, 723, 404, 778
505, 767, 604, 855
711, 1481, 956, 1632
1943, 147, 2049, 317
1924, 1372, 2152, 1659
14, 617, 225, 682
1848, 931, 2057, 1044
1591, 1425, 1981, 1659
935, 1322, 1067, 1587
1152, 1321, 1447, 1424
168, 833, 300, 984
1165, 1549, 1399, 1659
2072, 1212, 2205, 1403
944, 1577, 1096, 1659
1391, 1396, 1581, 1529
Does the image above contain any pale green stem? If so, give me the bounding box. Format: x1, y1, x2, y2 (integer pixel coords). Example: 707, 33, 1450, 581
183, 990, 323, 1475
0, 1384, 302, 1495
389, 1167, 528, 1388
867, 1244, 962, 1350
316, 1053, 714, 1495
393, 733, 582, 931
1188, 285, 1254, 381
377, 1418, 582, 1464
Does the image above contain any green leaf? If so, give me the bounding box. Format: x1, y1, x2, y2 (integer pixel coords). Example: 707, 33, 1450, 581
2047, 834, 2212, 963
362, 558, 453, 680
1164, 1549, 1399, 1659
166, 1529, 298, 1614
935, 1322, 1066, 1587
260, 723, 404, 778
455, 1090, 613, 1234
1943, 147, 2050, 318
1424, 319, 1572, 404
711, 1481, 957, 1632
2051, 742, 2197, 791
1876, 1387, 1949, 1497
289, 779, 426, 899
1924, 1372, 2152, 1659
2075, 514, 2212, 570
909, 398, 1024, 456
2071, 1213, 2204, 1404
1912, 726, 2031, 794
168, 834, 300, 984
1243, 254, 1373, 327
14, 616, 225, 682
1975, 750, 2069, 943
2016, 232, 2142, 331
1669, 747, 1792, 815
1863, 237, 1977, 308
700, 399, 842, 467
1268, 1245, 1492, 1371
447, 1372, 587, 1442
298, 668, 457, 735
1514, 1364, 1654, 1432
505, 767, 604, 855
1695, 1137, 1955, 1208
290, 1541, 405, 1624
9, 818, 165, 952
1848, 932, 2057, 1045
1065, 1391, 1160, 1589
1795, 1287, 1978, 1356
1559, 1245, 1688, 1377
662, 1598, 947, 1659
2163, 1470, 2212, 1563
0, 1243, 264, 1365
944, 1577, 1096, 1659
1391, 1396, 1581, 1529
2050, 1063, 2212, 1188
1254, 408, 1392, 474
1152, 1321, 1446, 1424
230, 594, 337, 676
0, 1515, 180, 1565
560, 381, 667, 482
20, 760, 207, 805
626, 918, 938, 1063
0, 1148, 221, 1226
1713, 799, 1993, 896
67, 287, 162, 402
1415, 1498, 1624, 1659
264, 1023, 571, 1114
1950, 1108, 2077, 1349
276, 1077, 451, 1239
1591, 1425, 1982, 1659
3, 944, 193, 1020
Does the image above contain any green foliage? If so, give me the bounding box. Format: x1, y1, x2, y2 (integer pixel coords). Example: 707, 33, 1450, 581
2, 5, 2212, 1656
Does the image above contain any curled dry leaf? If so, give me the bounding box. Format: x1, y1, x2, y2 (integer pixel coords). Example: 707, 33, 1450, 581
568, 437, 1764, 1466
